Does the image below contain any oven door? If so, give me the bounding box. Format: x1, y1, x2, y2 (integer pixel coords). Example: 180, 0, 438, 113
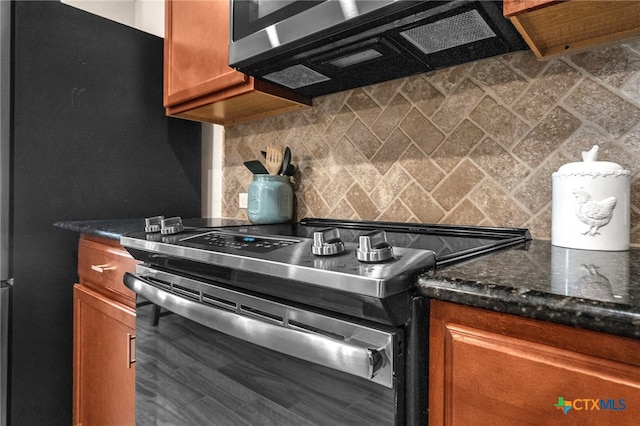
126, 266, 404, 425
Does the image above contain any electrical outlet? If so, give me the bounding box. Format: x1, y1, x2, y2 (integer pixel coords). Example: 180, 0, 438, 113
239, 193, 248, 209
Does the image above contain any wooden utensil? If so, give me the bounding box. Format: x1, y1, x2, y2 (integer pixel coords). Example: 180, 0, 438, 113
265, 146, 283, 175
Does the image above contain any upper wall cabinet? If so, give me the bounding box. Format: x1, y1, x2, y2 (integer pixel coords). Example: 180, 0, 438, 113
163, 0, 311, 126
504, 0, 640, 58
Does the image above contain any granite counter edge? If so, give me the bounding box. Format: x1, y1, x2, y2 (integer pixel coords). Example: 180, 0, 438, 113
54, 218, 147, 241
417, 276, 640, 341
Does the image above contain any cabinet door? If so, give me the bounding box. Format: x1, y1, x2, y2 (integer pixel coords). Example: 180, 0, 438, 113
163, 0, 310, 125
73, 284, 135, 426
429, 300, 640, 426
164, 0, 249, 108
504, 0, 640, 58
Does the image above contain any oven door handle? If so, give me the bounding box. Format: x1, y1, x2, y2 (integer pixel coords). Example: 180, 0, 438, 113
124, 272, 394, 388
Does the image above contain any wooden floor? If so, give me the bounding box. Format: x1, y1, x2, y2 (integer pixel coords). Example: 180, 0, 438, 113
136, 303, 396, 425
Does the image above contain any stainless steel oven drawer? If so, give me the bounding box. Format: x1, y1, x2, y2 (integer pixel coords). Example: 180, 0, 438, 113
125, 265, 400, 389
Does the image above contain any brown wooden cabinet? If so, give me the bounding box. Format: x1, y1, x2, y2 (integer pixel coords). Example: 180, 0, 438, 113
504, 0, 640, 58
73, 235, 138, 426
164, 0, 311, 126
429, 300, 640, 425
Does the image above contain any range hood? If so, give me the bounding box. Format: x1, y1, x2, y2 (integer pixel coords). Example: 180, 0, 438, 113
229, 0, 528, 98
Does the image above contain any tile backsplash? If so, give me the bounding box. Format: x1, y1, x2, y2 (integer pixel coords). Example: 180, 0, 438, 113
222, 42, 640, 244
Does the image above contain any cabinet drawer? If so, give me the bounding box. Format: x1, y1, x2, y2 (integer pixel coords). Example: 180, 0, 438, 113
78, 236, 138, 303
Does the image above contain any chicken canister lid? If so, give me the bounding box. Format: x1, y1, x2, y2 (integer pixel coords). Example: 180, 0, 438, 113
555, 145, 628, 176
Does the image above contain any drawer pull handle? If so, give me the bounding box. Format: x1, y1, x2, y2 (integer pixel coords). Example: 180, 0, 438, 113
127, 333, 136, 368
91, 264, 116, 273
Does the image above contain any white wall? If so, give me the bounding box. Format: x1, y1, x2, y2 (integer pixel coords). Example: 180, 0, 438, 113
61, 0, 164, 37
61, 0, 223, 218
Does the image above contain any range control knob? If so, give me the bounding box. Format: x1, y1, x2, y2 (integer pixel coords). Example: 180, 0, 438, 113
145, 215, 164, 233
312, 228, 345, 256
356, 231, 394, 263
161, 216, 184, 235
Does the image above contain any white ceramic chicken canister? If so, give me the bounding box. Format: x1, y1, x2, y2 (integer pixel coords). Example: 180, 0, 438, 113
552, 145, 631, 251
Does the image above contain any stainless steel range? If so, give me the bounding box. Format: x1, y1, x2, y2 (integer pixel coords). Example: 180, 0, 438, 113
122, 217, 530, 425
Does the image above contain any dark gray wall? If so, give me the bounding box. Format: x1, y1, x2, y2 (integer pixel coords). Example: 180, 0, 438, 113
10, 2, 201, 424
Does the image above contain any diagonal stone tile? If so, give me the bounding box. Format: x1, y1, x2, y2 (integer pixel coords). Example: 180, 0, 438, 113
325, 105, 356, 147
399, 108, 445, 154
564, 79, 640, 138
346, 183, 380, 220
620, 127, 640, 173
300, 125, 331, 160
346, 118, 382, 159
399, 184, 445, 223
431, 79, 484, 133
347, 151, 383, 192
525, 205, 551, 240
441, 199, 486, 225
325, 136, 356, 176
295, 198, 311, 221
513, 59, 583, 122
432, 120, 485, 173
513, 106, 581, 168
470, 180, 529, 227
223, 139, 244, 167
399, 144, 445, 192
599, 141, 640, 176
365, 78, 405, 106
470, 58, 529, 105
471, 136, 530, 191
301, 185, 331, 218
506, 50, 547, 78
302, 101, 333, 132
427, 62, 475, 95
283, 115, 313, 147
328, 198, 356, 220
432, 159, 485, 211
514, 152, 569, 214
369, 163, 411, 210
569, 45, 640, 89
233, 135, 259, 163
298, 162, 331, 196
400, 76, 445, 117
221, 48, 640, 244
322, 172, 355, 210
314, 90, 351, 115
470, 96, 530, 147
378, 199, 413, 222
371, 128, 412, 175
372, 93, 412, 141
561, 125, 614, 162
622, 71, 640, 101
346, 89, 382, 127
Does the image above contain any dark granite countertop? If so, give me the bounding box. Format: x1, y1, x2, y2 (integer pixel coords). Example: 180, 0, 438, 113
55, 219, 639, 340
54, 217, 248, 241
418, 240, 640, 340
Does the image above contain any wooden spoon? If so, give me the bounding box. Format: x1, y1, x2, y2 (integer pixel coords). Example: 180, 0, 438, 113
265, 146, 283, 175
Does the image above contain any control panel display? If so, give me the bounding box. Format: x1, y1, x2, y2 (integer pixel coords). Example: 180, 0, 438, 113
183, 231, 299, 253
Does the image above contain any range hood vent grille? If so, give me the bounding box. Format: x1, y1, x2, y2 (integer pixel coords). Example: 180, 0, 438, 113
400, 10, 496, 54
263, 64, 330, 89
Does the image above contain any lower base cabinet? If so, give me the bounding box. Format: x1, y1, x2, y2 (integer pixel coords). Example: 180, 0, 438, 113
429, 300, 640, 426
73, 235, 137, 425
